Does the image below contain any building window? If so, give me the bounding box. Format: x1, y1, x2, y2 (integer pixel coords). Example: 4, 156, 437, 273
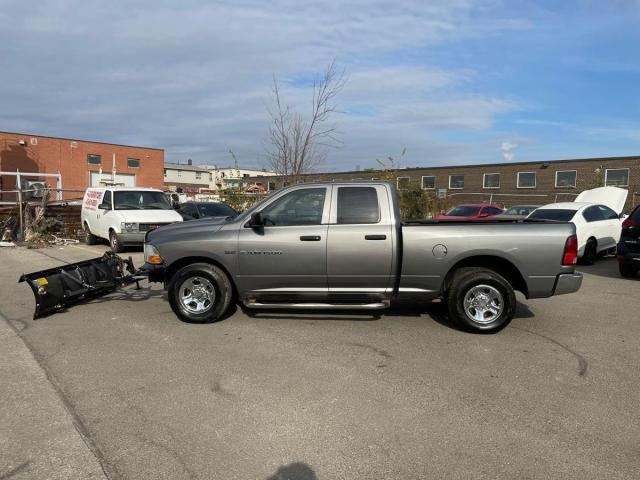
127, 158, 140, 168
483, 173, 500, 189
517, 172, 536, 188
164, 169, 167, 177
87, 154, 101, 165
605, 168, 629, 187
268, 182, 276, 191
555, 170, 577, 188
196, 171, 202, 179
449, 174, 464, 189
422, 176, 436, 189
178, 170, 182, 178
397, 177, 410, 190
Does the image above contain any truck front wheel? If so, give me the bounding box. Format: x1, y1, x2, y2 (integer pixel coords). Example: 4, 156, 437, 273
168, 263, 232, 323
446, 267, 516, 333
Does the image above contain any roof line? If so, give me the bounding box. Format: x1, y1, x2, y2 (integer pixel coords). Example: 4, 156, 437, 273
0, 130, 164, 151
293, 155, 640, 176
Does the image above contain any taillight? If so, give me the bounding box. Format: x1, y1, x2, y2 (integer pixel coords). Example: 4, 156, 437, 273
622, 218, 638, 228
562, 234, 578, 265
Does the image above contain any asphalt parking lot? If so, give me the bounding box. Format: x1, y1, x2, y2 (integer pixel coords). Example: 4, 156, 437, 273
1, 244, 639, 480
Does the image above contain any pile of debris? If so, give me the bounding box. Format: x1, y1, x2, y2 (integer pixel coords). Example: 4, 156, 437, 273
0, 191, 82, 248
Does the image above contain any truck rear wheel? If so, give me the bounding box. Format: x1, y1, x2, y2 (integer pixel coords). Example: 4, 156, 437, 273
168, 263, 232, 323
446, 267, 516, 333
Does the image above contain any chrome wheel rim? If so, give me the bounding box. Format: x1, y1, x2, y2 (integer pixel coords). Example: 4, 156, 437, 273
463, 284, 503, 324
110, 234, 118, 249
179, 276, 216, 314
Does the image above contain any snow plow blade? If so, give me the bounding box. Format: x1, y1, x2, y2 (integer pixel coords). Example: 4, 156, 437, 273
19, 251, 140, 319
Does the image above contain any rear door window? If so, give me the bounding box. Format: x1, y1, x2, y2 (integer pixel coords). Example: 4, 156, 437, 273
583, 206, 605, 222
337, 187, 380, 224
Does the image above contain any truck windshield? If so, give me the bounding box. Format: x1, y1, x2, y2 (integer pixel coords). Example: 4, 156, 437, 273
445, 206, 480, 216
527, 209, 576, 221
113, 191, 172, 210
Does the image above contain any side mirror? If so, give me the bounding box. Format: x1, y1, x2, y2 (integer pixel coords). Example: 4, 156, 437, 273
174, 203, 181, 210
249, 211, 265, 227
479, 213, 490, 218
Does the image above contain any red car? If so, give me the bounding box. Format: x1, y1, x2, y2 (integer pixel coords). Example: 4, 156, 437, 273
435, 203, 504, 220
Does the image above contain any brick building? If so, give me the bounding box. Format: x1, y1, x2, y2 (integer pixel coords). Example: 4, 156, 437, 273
0, 131, 164, 201
250, 155, 640, 211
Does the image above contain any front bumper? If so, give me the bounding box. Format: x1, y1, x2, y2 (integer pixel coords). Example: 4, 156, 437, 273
140, 262, 166, 283
553, 272, 583, 296
117, 232, 146, 245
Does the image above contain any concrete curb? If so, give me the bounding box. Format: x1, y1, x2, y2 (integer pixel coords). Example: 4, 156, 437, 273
0, 313, 111, 479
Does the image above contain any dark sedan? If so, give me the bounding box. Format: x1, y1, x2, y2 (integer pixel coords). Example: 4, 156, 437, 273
176, 201, 237, 221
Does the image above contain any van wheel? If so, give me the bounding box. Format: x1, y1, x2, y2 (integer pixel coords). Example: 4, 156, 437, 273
579, 238, 597, 265
446, 267, 516, 333
168, 263, 232, 323
84, 223, 97, 245
109, 230, 124, 253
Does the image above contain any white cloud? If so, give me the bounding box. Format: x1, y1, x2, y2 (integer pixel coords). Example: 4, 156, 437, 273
0, 0, 530, 169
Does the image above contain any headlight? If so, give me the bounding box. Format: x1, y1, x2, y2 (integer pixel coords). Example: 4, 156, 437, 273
121, 222, 139, 232
144, 243, 163, 264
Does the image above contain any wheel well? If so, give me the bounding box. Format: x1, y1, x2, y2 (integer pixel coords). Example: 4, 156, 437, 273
443, 255, 528, 296
165, 256, 237, 297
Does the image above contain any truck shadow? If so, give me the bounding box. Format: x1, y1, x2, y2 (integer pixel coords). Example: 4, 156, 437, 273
265, 462, 317, 480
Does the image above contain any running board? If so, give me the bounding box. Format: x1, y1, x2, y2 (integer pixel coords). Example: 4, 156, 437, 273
243, 301, 389, 310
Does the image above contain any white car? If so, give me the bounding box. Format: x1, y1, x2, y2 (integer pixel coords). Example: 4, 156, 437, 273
81, 187, 183, 252
527, 186, 628, 264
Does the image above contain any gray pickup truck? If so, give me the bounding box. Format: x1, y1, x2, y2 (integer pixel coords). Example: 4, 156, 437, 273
142, 181, 582, 332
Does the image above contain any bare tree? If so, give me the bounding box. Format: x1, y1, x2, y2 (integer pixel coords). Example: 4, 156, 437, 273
266, 61, 346, 183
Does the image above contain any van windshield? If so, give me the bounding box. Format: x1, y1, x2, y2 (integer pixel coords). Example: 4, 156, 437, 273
113, 191, 172, 210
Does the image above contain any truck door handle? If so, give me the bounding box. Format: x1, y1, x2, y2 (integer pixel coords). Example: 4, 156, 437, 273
300, 235, 321, 241
365, 234, 387, 240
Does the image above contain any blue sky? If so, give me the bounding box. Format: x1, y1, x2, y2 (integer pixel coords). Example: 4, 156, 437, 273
0, 0, 639, 171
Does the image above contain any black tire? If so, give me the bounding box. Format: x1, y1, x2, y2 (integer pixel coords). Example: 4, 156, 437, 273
446, 267, 516, 333
579, 238, 597, 265
619, 263, 637, 278
109, 230, 124, 253
84, 223, 98, 245
168, 263, 232, 323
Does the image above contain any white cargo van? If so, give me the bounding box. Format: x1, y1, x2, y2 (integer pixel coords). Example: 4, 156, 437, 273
81, 187, 183, 252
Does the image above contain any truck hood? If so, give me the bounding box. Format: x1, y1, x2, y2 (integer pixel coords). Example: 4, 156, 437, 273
146, 216, 229, 242
575, 186, 628, 214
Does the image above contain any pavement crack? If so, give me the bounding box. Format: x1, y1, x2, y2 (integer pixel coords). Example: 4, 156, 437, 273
346, 342, 392, 360
512, 326, 588, 377
0, 461, 30, 480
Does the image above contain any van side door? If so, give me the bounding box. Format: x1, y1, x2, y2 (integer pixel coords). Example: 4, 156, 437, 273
326, 185, 395, 295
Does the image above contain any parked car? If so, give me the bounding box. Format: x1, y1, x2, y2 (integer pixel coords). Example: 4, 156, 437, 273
617, 204, 640, 277
81, 187, 183, 253
497, 205, 541, 220
435, 203, 504, 220
142, 181, 582, 333
527, 186, 628, 265
176, 201, 237, 221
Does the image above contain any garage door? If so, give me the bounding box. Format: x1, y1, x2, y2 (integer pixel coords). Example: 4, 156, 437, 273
90, 172, 136, 187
